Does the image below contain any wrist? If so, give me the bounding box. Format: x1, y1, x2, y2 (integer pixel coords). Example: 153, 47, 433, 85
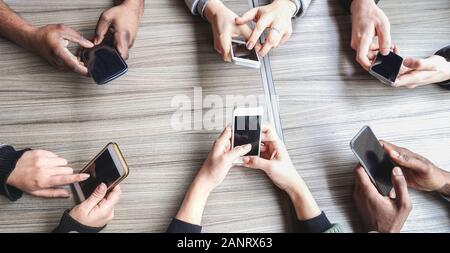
14, 24, 37, 51
277, 0, 297, 17
350, 0, 377, 14
437, 170, 450, 196
122, 0, 144, 16
203, 0, 224, 23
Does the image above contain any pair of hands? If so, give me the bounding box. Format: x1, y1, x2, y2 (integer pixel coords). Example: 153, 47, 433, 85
350, 0, 450, 88
6, 150, 121, 228
204, 0, 296, 61
176, 125, 320, 225
24, 0, 143, 76
353, 140, 450, 232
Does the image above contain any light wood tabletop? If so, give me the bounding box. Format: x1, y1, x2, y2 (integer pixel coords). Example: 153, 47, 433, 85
0, 0, 449, 233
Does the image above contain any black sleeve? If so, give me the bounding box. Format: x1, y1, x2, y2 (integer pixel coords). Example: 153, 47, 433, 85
339, 0, 380, 12
435, 45, 450, 86
166, 218, 202, 233
53, 210, 105, 233
0, 145, 30, 201
295, 211, 333, 233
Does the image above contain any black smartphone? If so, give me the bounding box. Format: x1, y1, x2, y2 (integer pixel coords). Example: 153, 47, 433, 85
231, 107, 263, 163
369, 52, 403, 86
81, 44, 128, 85
73, 143, 129, 201
350, 126, 394, 196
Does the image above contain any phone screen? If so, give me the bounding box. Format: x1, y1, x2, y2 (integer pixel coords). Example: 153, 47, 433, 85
232, 42, 259, 61
371, 52, 403, 83
79, 148, 121, 197
233, 115, 261, 156
351, 127, 394, 196
82, 45, 127, 85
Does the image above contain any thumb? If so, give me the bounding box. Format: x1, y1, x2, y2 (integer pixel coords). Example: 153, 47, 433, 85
226, 144, 252, 161
391, 167, 412, 211
82, 183, 107, 211
242, 156, 272, 172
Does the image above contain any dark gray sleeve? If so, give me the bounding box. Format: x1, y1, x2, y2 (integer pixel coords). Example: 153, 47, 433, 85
339, 0, 380, 12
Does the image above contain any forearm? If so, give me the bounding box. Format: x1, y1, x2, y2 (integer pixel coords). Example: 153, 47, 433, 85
175, 175, 212, 225
287, 178, 321, 221
0, 1, 35, 50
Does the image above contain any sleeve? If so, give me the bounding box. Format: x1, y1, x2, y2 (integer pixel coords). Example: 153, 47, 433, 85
435, 45, 450, 86
166, 218, 202, 233
295, 211, 343, 233
339, 0, 380, 13
185, 0, 209, 17
0, 145, 30, 201
53, 210, 105, 233
297, 0, 312, 17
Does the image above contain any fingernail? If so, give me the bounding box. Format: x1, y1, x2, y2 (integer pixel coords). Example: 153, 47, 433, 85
393, 167, 403, 176
80, 173, 90, 180
98, 183, 107, 192
247, 41, 254, 50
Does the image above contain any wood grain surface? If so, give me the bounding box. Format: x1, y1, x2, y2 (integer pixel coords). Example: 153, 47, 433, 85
0, 0, 448, 232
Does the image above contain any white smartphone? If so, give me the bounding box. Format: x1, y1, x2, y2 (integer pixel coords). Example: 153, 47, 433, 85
369, 52, 403, 86
73, 143, 129, 202
231, 107, 264, 164
231, 39, 261, 69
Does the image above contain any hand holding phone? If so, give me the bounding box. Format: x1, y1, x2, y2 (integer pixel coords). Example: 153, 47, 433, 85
232, 107, 263, 164
81, 37, 128, 85
231, 39, 261, 69
350, 126, 395, 196
369, 52, 403, 86
73, 143, 129, 202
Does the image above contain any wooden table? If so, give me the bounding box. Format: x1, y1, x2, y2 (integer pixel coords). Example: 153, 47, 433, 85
0, 0, 448, 232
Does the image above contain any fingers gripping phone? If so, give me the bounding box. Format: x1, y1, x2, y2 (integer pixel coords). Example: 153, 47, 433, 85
350, 126, 395, 196
369, 52, 403, 86
231, 39, 261, 69
81, 35, 128, 85
232, 107, 264, 164
74, 143, 129, 201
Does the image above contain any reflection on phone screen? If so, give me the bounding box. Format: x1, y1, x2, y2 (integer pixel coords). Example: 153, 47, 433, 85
232, 42, 258, 61
79, 149, 121, 197
352, 127, 394, 195
233, 115, 261, 156
371, 52, 403, 82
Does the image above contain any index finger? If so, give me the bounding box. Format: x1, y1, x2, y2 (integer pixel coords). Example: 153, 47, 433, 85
247, 16, 272, 50
62, 27, 94, 49
354, 165, 378, 196
380, 140, 431, 174
235, 8, 259, 25
213, 127, 232, 151
54, 47, 89, 75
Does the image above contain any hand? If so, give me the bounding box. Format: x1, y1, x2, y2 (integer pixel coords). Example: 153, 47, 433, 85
69, 183, 121, 228
350, 0, 392, 70
353, 166, 412, 233
235, 0, 296, 57
381, 140, 450, 195
394, 56, 450, 88
6, 150, 90, 198
26, 24, 94, 75
94, 0, 144, 60
196, 126, 252, 191
175, 127, 251, 225
204, 0, 254, 62
243, 125, 321, 220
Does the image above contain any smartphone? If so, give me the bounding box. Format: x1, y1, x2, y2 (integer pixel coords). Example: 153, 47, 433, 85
73, 143, 129, 201
81, 44, 128, 85
231, 39, 261, 69
369, 52, 403, 86
350, 126, 394, 196
231, 107, 264, 164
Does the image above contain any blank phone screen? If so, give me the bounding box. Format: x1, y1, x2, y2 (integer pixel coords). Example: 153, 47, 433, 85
352, 127, 394, 196
79, 149, 121, 197
371, 52, 403, 82
82, 45, 127, 84
233, 115, 261, 156
232, 42, 259, 61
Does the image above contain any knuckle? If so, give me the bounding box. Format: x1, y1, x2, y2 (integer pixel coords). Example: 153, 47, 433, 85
101, 12, 112, 23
